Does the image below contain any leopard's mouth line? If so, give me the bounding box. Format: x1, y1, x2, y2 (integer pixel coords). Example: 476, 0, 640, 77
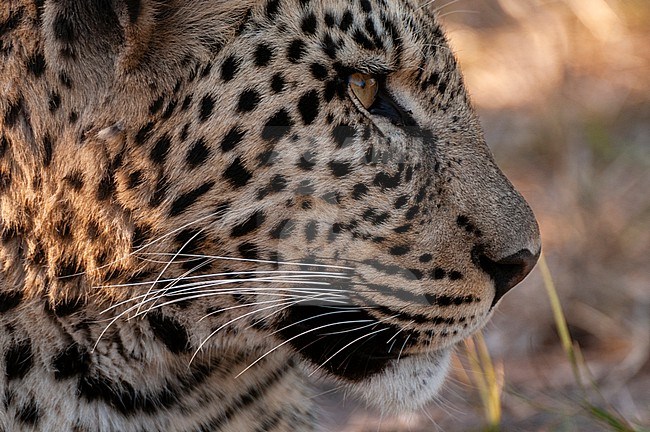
277, 304, 475, 381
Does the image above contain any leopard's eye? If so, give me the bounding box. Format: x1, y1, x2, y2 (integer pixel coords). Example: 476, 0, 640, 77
349, 73, 378, 110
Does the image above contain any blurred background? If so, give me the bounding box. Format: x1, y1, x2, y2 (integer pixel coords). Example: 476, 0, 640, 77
328, 0, 650, 430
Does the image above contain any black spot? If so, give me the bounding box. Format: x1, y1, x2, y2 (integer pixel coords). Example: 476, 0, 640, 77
27, 52, 46, 77
0, 291, 23, 313
85, 219, 101, 241
161, 99, 178, 119
419, 254, 433, 263
360, 0, 372, 12
456, 215, 469, 227
323, 80, 337, 102
4, 98, 22, 128
301, 13, 318, 35
394, 195, 408, 209
266, 0, 281, 18
149, 95, 165, 115
389, 245, 410, 256
270, 219, 295, 239
324, 12, 336, 27
5, 339, 32, 380
322, 34, 339, 59
179, 123, 190, 142
340, 10, 353, 31
59, 71, 72, 88
271, 73, 285, 93
305, 221, 318, 242
199, 94, 216, 121
0, 8, 23, 35
332, 124, 355, 148
61, 171, 86, 192
363, 208, 389, 225
54, 258, 83, 279
237, 89, 261, 113
297, 90, 320, 125
53, 14, 74, 42
405, 205, 420, 220
223, 157, 252, 188
149, 176, 169, 207
150, 133, 171, 165
262, 108, 293, 142
254, 43, 274, 67
238, 242, 259, 259
96, 172, 116, 201
54, 218, 73, 241
68, 111, 78, 123
48, 91, 61, 112
329, 161, 352, 177
432, 268, 446, 279
374, 171, 401, 189
310, 62, 328, 80
147, 312, 190, 354
135, 122, 154, 145
352, 183, 368, 199
269, 174, 287, 192
220, 126, 246, 152
16, 398, 40, 426
296, 179, 314, 196
200, 62, 213, 78
186, 138, 211, 169
449, 271, 463, 280
41, 134, 53, 167
221, 55, 240, 82
364, 18, 383, 49
393, 224, 411, 233
125, 0, 142, 23
352, 30, 375, 50
52, 343, 89, 380
0, 135, 8, 158
131, 224, 152, 247
231, 210, 266, 237
297, 152, 316, 170
169, 181, 215, 217
181, 94, 193, 111
174, 228, 206, 255
0, 170, 11, 192
287, 39, 306, 63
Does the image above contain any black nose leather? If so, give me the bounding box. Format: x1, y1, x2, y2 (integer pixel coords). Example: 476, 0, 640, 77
473, 247, 540, 307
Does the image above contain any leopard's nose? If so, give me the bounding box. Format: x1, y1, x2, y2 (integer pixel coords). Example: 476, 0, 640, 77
473, 247, 540, 307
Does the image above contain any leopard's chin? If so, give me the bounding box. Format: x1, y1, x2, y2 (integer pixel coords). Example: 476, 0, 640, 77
347, 349, 452, 414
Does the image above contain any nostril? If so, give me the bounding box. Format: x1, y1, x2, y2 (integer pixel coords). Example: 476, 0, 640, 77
472, 247, 540, 307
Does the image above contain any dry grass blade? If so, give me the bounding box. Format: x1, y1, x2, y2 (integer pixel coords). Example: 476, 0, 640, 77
463, 332, 503, 430
539, 254, 640, 432
539, 254, 584, 388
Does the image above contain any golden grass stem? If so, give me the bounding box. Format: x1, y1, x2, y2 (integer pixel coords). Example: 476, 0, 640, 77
464, 333, 502, 430
539, 254, 584, 389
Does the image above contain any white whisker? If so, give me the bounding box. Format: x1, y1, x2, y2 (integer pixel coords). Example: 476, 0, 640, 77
137, 251, 355, 271
234, 317, 383, 379
191, 294, 340, 364
96, 269, 349, 289
397, 334, 412, 362
137, 227, 206, 315
308, 327, 391, 377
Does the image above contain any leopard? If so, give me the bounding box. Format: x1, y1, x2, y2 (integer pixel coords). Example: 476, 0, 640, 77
0, 0, 541, 430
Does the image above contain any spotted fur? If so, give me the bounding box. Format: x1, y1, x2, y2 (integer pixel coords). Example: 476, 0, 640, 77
0, 0, 540, 430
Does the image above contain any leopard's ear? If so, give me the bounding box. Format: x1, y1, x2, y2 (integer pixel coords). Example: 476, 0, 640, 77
115, 0, 260, 73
